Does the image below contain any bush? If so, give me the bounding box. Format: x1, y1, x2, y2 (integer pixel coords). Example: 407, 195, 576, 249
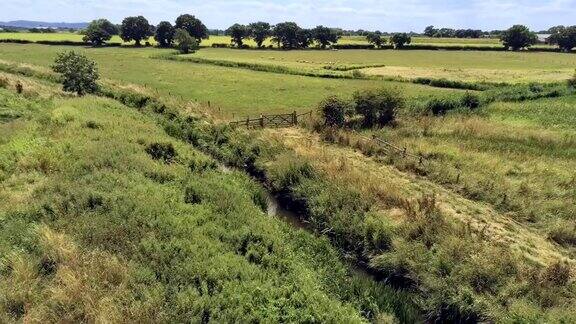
51, 51, 99, 96
461, 92, 481, 109
146, 142, 177, 163
353, 88, 404, 127
426, 98, 461, 115
318, 96, 351, 127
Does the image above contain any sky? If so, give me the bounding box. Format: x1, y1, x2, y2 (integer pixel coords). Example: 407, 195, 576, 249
2, 0, 576, 32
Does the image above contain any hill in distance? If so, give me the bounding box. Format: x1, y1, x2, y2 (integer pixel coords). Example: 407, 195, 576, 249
0, 20, 88, 29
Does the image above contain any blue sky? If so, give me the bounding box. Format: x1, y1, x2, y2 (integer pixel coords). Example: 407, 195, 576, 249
2, 0, 575, 31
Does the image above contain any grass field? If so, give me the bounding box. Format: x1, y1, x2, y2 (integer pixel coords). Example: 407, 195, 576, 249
0, 36, 575, 322
185, 48, 576, 83
0, 43, 465, 117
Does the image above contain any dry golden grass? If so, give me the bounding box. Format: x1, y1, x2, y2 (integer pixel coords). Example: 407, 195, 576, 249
264, 127, 574, 268
362, 66, 573, 84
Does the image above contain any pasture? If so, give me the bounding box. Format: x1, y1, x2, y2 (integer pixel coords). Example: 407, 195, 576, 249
0, 43, 464, 116
188, 48, 576, 83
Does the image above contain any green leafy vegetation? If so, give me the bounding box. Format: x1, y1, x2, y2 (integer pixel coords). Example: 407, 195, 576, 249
0, 83, 411, 323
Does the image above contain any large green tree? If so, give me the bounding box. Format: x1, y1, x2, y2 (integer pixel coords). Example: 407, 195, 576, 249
548, 26, 576, 51
389, 33, 411, 49
120, 16, 153, 46
366, 31, 385, 48
272, 22, 300, 49
500, 25, 537, 50
155, 21, 176, 48
82, 19, 118, 46
226, 24, 250, 48
52, 51, 99, 96
312, 25, 339, 48
296, 28, 314, 48
424, 25, 436, 37
175, 14, 209, 43
248, 22, 271, 48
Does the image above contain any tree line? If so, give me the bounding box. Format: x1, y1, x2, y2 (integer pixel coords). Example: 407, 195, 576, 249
79, 15, 576, 52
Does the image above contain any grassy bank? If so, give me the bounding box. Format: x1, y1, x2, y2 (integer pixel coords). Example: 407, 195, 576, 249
0, 76, 419, 322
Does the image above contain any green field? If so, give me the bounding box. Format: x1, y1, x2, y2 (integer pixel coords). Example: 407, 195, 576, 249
0, 43, 463, 117
186, 48, 576, 83
1, 34, 575, 323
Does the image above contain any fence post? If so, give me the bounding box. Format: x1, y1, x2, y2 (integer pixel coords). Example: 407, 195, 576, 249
293, 111, 298, 126
246, 116, 249, 128
260, 114, 264, 128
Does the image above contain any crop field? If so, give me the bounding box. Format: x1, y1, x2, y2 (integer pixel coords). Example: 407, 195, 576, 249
1, 25, 575, 323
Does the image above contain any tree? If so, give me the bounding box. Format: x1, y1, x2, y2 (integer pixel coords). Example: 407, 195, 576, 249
174, 28, 198, 54
318, 96, 351, 127
248, 22, 271, 48
296, 28, 314, 48
312, 25, 339, 48
155, 21, 176, 47
82, 19, 118, 46
500, 25, 537, 50
548, 26, 576, 51
424, 25, 436, 37
354, 88, 404, 127
226, 24, 250, 48
272, 22, 300, 49
389, 33, 411, 49
366, 31, 385, 48
120, 16, 153, 46
52, 51, 99, 96
175, 14, 209, 43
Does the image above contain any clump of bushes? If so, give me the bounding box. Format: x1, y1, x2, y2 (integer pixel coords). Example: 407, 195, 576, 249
318, 96, 351, 127
461, 92, 481, 109
354, 87, 404, 127
426, 92, 482, 115
316, 87, 403, 129
146, 142, 177, 163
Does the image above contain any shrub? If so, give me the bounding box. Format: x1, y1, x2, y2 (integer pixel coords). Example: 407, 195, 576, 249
146, 142, 177, 163
461, 92, 481, 110
426, 98, 461, 115
0, 76, 8, 88
353, 87, 404, 127
318, 96, 351, 127
52, 51, 99, 96
540, 261, 572, 286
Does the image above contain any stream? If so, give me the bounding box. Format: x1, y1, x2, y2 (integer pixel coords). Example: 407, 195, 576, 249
219, 164, 375, 281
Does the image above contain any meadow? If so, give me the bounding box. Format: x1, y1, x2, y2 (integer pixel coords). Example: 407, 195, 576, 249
0, 35, 575, 323
0, 43, 464, 117
186, 48, 576, 83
